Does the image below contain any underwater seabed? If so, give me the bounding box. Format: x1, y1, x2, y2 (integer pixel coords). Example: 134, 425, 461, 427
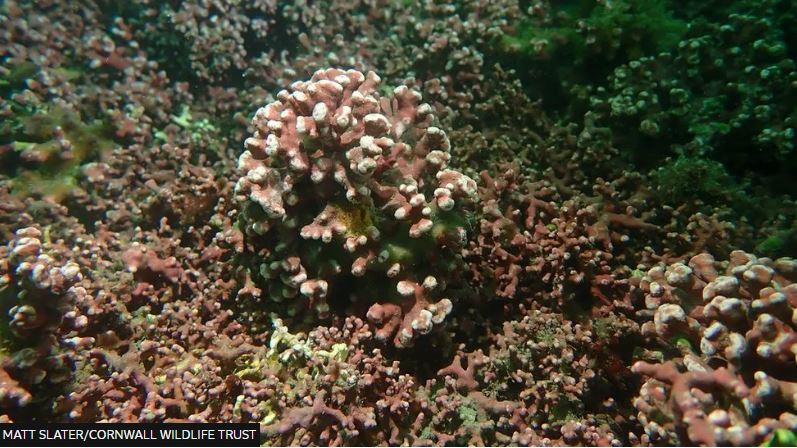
1, 0, 796, 446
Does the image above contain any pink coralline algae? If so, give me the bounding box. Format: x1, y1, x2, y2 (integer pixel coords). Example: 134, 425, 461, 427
631, 251, 797, 445
234, 68, 476, 347
0, 227, 81, 410
2, 0, 797, 445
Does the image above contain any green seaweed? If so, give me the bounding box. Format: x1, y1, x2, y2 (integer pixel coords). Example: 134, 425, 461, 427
500, 0, 686, 93
0, 62, 38, 93
651, 156, 738, 204
762, 429, 797, 447
549, 397, 583, 423
755, 227, 797, 258
3, 106, 114, 200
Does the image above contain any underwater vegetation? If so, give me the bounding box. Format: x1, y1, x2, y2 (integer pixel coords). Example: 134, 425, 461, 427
0, 103, 114, 201
1, 0, 796, 446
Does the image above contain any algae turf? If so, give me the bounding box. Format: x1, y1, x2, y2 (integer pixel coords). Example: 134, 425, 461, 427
651, 156, 740, 204
1, 106, 114, 201
497, 0, 686, 107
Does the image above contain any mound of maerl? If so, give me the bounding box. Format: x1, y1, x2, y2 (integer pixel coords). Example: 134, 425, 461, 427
234, 68, 477, 347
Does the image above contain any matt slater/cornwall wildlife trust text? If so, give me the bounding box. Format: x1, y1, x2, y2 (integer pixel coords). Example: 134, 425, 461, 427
0, 425, 259, 447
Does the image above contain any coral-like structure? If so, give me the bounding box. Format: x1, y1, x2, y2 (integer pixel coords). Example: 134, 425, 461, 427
632, 251, 797, 445
234, 68, 476, 347
431, 310, 636, 446
0, 227, 81, 418
130, 0, 277, 82
1, 0, 797, 445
